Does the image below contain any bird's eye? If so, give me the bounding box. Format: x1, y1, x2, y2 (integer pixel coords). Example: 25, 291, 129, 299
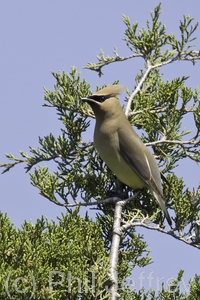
88, 95, 107, 103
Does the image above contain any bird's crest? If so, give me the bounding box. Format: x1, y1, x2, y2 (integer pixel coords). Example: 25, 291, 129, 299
93, 85, 125, 97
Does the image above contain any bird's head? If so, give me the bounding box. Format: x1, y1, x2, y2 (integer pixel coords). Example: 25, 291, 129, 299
81, 85, 124, 117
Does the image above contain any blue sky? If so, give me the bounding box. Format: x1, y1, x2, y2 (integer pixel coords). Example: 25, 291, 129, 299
0, 0, 200, 294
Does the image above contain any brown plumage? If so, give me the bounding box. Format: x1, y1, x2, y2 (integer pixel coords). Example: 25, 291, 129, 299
82, 85, 172, 226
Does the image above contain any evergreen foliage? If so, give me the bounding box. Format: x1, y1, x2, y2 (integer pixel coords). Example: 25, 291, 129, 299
1, 3, 200, 299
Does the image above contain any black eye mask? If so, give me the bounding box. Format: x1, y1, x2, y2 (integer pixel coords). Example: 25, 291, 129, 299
88, 95, 110, 103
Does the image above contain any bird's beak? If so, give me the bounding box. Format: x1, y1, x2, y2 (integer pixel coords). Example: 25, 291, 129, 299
81, 97, 96, 104
81, 97, 90, 102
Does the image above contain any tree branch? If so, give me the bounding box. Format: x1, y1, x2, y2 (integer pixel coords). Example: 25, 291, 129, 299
108, 193, 139, 299
121, 219, 200, 250
125, 64, 152, 116
128, 106, 195, 117
84, 52, 143, 76
145, 138, 200, 147
124, 51, 200, 117
54, 197, 122, 208
108, 200, 123, 300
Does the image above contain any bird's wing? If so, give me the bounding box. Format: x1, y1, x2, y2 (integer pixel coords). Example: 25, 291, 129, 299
118, 127, 172, 226
118, 127, 152, 183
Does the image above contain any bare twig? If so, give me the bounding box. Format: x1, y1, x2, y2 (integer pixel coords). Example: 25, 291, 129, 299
125, 64, 152, 116
145, 139, 200, 147
121, 219, 200, 250
84, 53, 143, 74
128, 106, 195, 117
49, 196, 122, 208
109, 53, 143, 63
55, 194, 139, 208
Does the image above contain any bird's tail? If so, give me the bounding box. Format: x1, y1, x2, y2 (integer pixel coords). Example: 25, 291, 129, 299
151, 190, 172, 227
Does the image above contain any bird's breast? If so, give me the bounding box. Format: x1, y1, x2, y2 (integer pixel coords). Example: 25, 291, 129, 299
94, 123, 146, 189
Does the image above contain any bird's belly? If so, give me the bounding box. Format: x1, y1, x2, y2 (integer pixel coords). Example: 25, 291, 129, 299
108, 154, 145, 189
95, 141, 145, 189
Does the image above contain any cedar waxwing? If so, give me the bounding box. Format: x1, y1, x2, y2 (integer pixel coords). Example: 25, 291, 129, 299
81, 85, 172, 226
